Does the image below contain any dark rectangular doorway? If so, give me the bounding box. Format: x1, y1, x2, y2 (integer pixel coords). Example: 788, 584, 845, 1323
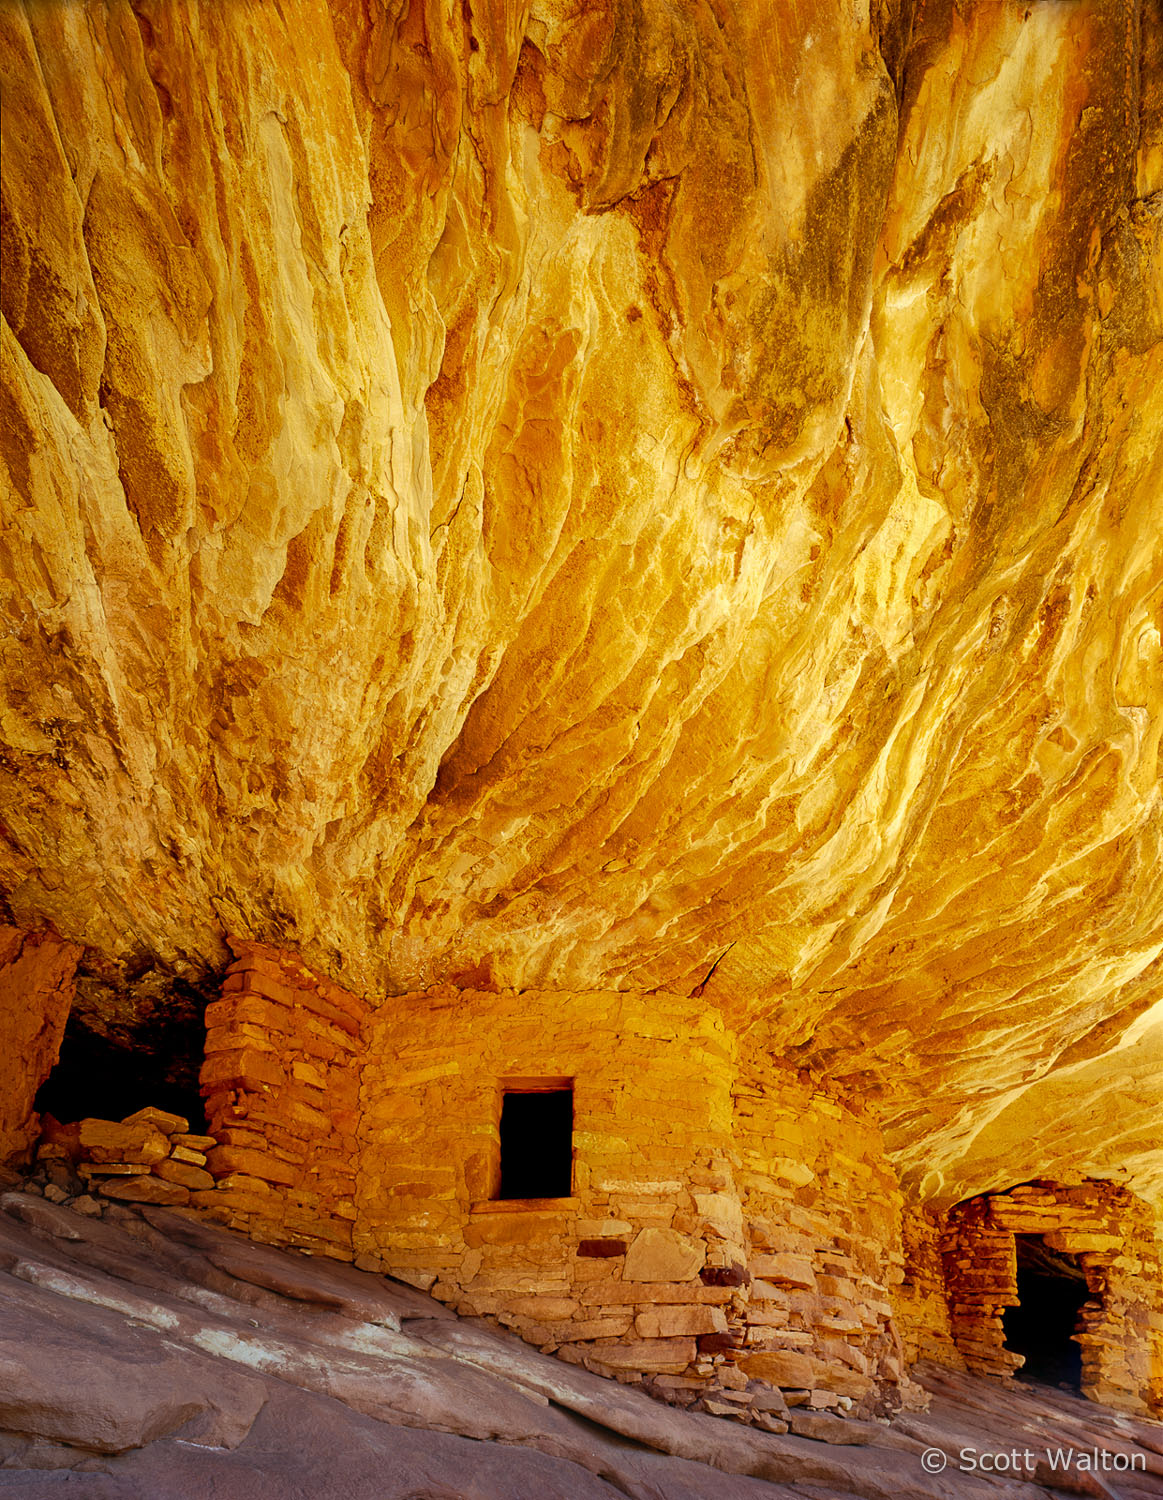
1003, 1235, 1090, 1391
498, 1086, 573, 1199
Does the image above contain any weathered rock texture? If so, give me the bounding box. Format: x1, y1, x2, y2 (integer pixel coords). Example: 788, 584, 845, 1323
20, 943, 1104, 1417
0, 927, 80, 1160
356, 985, 906, 1413
4, 1190, 1163, 1498
40, 1104, 218, 1212
1, 3, 1161, 1209
894, 1205, 964, 1373
200, 940, 369, 1254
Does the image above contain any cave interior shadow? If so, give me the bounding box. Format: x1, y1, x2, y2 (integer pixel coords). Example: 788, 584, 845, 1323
1003, 1233, 1091, 1392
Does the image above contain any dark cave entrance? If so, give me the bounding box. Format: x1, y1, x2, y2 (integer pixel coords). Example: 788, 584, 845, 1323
34, 967, 211, 1132
1003, 1235, 1090, 1392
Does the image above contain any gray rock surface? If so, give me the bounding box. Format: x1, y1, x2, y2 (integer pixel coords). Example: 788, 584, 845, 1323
1, 1194, 1160, 1499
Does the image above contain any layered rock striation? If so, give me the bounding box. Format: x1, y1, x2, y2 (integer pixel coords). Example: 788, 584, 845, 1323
2, 1, 1162, 1208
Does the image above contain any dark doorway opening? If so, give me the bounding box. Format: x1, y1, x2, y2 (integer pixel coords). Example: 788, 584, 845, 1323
1003, 1235, 1089, 1391
498, 1086, 573, 1199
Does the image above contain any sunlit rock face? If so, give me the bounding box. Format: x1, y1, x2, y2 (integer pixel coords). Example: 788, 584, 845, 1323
1, 1, 1160, 1206
0, 928, 79, 1158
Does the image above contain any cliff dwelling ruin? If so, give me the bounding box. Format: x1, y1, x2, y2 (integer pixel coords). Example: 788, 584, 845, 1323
1, 0, 1162, 1491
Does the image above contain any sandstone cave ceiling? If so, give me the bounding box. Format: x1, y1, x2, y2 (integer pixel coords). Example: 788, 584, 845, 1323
1, 0, 1161, 1206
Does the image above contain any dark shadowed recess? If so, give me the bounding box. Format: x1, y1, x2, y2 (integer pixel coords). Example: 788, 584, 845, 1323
35, 960, 215, 1131
499, 1088, 574, 1199
1003, 1234, 1090, 1392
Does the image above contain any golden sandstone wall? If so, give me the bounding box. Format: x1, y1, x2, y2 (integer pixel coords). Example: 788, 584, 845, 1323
6, 938, 1157, 1419
3, 0, 1163, 1428
2, 0, 1162, 1221
191, 951, 909, 1413
358, 988, 745, 1391
730, 1058, 904, 1406
893, 1205, 963, 1371
199, 942, 370, 1258
355, 988, 904, 1412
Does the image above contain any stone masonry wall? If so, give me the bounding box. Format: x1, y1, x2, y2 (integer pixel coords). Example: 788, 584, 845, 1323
353, 988, 908, 1416
38, 1105, 218, 1208
355, 987, 741, 1390
892, 1205, 964, 1371
31, 937, 1163, 1421
942, 1181, 1163, 1416
728, 1054, 907, 1409
196, 941, 370, 1258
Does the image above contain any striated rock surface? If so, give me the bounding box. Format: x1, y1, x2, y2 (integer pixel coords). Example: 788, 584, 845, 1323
1, 0, 1161, 1206
2, 1190, 1162, 1498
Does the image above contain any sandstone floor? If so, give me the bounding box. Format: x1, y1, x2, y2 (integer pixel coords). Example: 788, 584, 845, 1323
1, 1191, 1159, 1500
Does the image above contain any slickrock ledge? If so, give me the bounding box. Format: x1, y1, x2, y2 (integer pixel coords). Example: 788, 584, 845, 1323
1, 1191, 1161, 1499
1, 0, 1162, 1212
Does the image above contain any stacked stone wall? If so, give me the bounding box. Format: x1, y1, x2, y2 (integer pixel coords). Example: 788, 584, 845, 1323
38, 1106, 216, 1206
20, 936, 1163, 1423
159, 952, 1163, 1419
892, 1205, 964, 1370
942, 1181, 1163, 1416
940, 1198, 1021, 1381
353, 989, 907, 1414
355, 988, 742, 1386
196, 941, 370, 1258
728, 1057, 905, 1407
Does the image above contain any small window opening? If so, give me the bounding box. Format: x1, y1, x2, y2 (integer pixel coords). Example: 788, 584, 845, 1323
1003, 1235, 1090, 1392
497, 1085, 573, 1200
